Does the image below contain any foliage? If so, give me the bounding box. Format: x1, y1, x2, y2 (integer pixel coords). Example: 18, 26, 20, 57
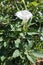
0, 0, 43, 65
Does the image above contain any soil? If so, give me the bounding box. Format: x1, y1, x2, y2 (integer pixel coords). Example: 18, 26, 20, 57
32, 58, 43, 65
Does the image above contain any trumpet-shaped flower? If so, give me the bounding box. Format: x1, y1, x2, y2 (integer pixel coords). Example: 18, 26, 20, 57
15, 10, 33, 22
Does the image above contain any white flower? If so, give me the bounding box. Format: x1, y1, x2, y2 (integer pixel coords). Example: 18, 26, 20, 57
15, 10, 33, 22
40, 36, 43, 41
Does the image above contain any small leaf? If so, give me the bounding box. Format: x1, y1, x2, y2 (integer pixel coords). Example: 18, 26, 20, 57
32, 1, 39, 6
0, 37, 3, 42
12, 50, 20, 58
17, 28, 21, 31
15, 39, 20, 48
1, 56, 6, 62
20, 33, 25, 38
28, 40, 33, 48
11, 25, 14, 31
4, 42, 7, 47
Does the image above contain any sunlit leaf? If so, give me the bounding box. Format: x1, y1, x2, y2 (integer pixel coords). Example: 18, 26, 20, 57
26, 54, 35, 63
15, 39, 20, 48
32, 51, 43, 58
0, 37, 3, 41
12, 50, 20, 58
1, 56, 6, 62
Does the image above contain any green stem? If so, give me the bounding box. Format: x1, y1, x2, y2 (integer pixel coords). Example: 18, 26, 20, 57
14, 0, 19, 11
22, 0, 27, 9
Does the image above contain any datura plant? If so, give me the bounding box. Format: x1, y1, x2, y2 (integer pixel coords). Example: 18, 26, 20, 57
15, 10, 33, 32
0, 0, 43, 65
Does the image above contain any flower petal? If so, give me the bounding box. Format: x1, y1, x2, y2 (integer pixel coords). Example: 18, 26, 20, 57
15, 10, 33, 22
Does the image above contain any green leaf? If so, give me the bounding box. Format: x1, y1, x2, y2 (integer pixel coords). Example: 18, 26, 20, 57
12, 50, 20, 58
11, 25, 15, 31
17, 28, 21, 31
28, 40, 33, 48
32, 51, 43, 58
0, 37, 3, 41
1, 56, 6, 62
32, 1, 39, 6
26, 54, 35, 64
15, 39, 20, 48
4, 42, 7, 47
20, 33, 25, 38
